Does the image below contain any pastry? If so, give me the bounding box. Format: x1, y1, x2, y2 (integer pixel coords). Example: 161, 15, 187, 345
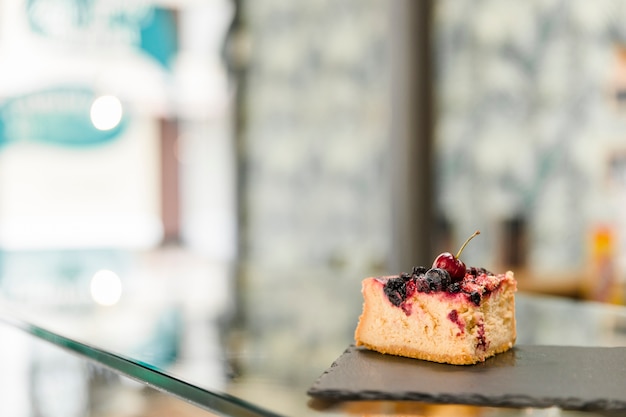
354, 231, 517, 365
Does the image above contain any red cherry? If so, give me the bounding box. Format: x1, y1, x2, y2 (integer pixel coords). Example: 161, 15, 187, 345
432, 230, 480, 280
433, 252, 466, 279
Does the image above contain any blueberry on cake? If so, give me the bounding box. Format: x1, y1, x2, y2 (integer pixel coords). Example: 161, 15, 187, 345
354, 231, 517, 365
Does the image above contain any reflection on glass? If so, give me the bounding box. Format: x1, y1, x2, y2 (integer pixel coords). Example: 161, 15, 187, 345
0, 318, 222, 417
90, 269, 123, 306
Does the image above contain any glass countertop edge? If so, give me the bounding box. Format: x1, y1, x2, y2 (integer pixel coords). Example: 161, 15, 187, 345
0, 311, 286, 417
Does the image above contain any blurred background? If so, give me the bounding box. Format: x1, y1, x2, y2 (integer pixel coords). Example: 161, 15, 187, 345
2, 0, 626, 416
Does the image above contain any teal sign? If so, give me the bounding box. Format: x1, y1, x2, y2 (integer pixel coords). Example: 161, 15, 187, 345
25, 1, 178, 70
0, 87, 127, 148
139, 7, 178, 69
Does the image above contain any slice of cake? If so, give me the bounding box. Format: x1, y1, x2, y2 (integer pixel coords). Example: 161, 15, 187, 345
354, 266, 517, 365
355, 231, 516, 365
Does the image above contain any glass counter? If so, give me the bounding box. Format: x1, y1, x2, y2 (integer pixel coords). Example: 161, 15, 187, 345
1, 248, 626, 417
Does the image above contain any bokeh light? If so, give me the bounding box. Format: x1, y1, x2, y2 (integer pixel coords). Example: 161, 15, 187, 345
90, 95, 123, 131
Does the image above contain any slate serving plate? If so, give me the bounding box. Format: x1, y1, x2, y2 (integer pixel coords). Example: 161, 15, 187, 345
308, 345, 626, 411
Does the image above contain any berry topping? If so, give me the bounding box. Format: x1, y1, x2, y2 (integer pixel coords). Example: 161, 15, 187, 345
381, 248, 504, 311
415, 275, 432, 293
447, 281, 462, 293
467, 266, 492, 277
433, 230, 480, 280
404, 278, 417, 297
423, 268, 451, 292
412, 266, 429, 275
399, 272, 412, 281
469, 291, 482, 305
383, 277, 406, 307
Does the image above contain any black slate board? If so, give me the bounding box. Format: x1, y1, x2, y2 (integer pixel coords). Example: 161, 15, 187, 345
308, 345, 626, 411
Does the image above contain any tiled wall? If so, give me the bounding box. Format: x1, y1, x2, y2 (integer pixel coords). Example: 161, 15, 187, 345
238, 0, 392, 275
238, 0, 626, 282
435, 0, 626, 276
234, 0, 392, 393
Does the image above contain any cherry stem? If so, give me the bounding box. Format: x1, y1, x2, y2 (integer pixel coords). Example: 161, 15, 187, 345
455, 230, 480, 259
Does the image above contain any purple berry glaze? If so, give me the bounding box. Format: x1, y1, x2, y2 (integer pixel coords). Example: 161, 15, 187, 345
447, 309, 465, 336
382, 265, 504, 312
476, 320, 488, 352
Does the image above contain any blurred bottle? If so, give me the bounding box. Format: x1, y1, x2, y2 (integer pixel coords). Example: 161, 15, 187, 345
585, 225, 622, 304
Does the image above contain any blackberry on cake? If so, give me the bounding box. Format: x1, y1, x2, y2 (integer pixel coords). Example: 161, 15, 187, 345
354, 231, 517, 365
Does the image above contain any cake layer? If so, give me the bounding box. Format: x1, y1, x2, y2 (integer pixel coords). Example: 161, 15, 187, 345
354, 271, 516, 365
